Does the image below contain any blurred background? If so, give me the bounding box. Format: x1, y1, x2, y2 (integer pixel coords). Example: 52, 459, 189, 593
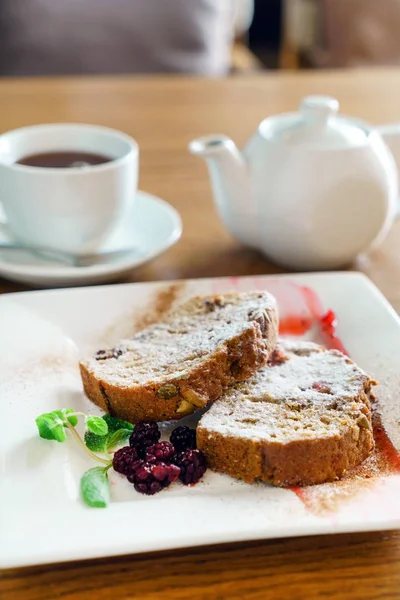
1, 0, 400, 77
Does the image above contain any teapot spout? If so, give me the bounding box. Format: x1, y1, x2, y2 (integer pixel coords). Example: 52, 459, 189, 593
189, 135, 254, 246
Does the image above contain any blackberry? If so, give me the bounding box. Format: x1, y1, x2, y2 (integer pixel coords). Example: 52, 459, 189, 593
145, 441, 176, 463
170, 426, 197, 453
130, 461, 181, 495
129, 422, 161, 457
112, 446, 141, 476
127, 460, 144, 484
175, 449, 207, 485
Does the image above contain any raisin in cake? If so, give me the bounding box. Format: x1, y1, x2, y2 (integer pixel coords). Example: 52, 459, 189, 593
197, 340, 376, 486
80, 291, 278, 423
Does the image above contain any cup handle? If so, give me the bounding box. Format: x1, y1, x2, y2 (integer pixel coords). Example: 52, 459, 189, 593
377, 123, 400, 219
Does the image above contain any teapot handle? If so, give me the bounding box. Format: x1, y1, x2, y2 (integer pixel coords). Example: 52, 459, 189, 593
377, 123, 400, 219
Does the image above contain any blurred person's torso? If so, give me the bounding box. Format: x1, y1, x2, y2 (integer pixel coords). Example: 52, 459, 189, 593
0, 0, 238, 76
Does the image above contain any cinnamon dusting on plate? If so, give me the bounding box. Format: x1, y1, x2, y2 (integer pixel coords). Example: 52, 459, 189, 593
15, 354, 78, 379
292, 409, 400, 515
132, 282, 186, 332
97, 282, 186, 346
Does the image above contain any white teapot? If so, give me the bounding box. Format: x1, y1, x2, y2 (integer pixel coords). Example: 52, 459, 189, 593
189, 96, 400, 270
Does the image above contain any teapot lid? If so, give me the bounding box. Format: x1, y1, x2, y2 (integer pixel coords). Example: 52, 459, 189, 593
264, 96, 367, 148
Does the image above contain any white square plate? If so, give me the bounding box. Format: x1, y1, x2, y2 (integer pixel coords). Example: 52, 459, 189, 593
2, 272, 400, 569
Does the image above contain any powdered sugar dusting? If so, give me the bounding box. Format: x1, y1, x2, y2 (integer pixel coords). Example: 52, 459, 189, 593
200, 340, 371, 443
82, 291, 277, 386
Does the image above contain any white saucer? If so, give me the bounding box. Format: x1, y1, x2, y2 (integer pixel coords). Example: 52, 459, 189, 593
0, 191, 182, 287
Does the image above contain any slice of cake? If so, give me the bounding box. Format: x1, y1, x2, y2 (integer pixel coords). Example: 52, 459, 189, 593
80, 291, 278, 423
197, 340, 376, 486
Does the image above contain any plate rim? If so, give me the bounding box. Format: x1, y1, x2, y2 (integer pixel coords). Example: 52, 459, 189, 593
2, 271, 400, 569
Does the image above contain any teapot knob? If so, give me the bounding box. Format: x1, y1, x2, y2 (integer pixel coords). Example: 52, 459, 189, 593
300, 95, 339, 127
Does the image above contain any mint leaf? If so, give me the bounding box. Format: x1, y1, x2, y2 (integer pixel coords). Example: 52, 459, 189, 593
52, 408, 78, 427
84, 431, 107, 452
35, 413, 67, 442
62, 408, 78, 427
102, 414, 133, 435
51, 409, 64, 419
106, 428, 132, 452
86, 416, 108, 436
84, 416, 132, 453
81, 467, 110, 508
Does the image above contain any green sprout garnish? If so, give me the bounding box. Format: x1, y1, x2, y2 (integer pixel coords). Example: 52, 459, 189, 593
35, 409, 133, 508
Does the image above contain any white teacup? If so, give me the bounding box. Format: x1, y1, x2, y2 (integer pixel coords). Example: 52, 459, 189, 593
0, 123, 138, 253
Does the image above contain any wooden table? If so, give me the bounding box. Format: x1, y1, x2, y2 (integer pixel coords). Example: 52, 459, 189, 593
2, 69, 400, 599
